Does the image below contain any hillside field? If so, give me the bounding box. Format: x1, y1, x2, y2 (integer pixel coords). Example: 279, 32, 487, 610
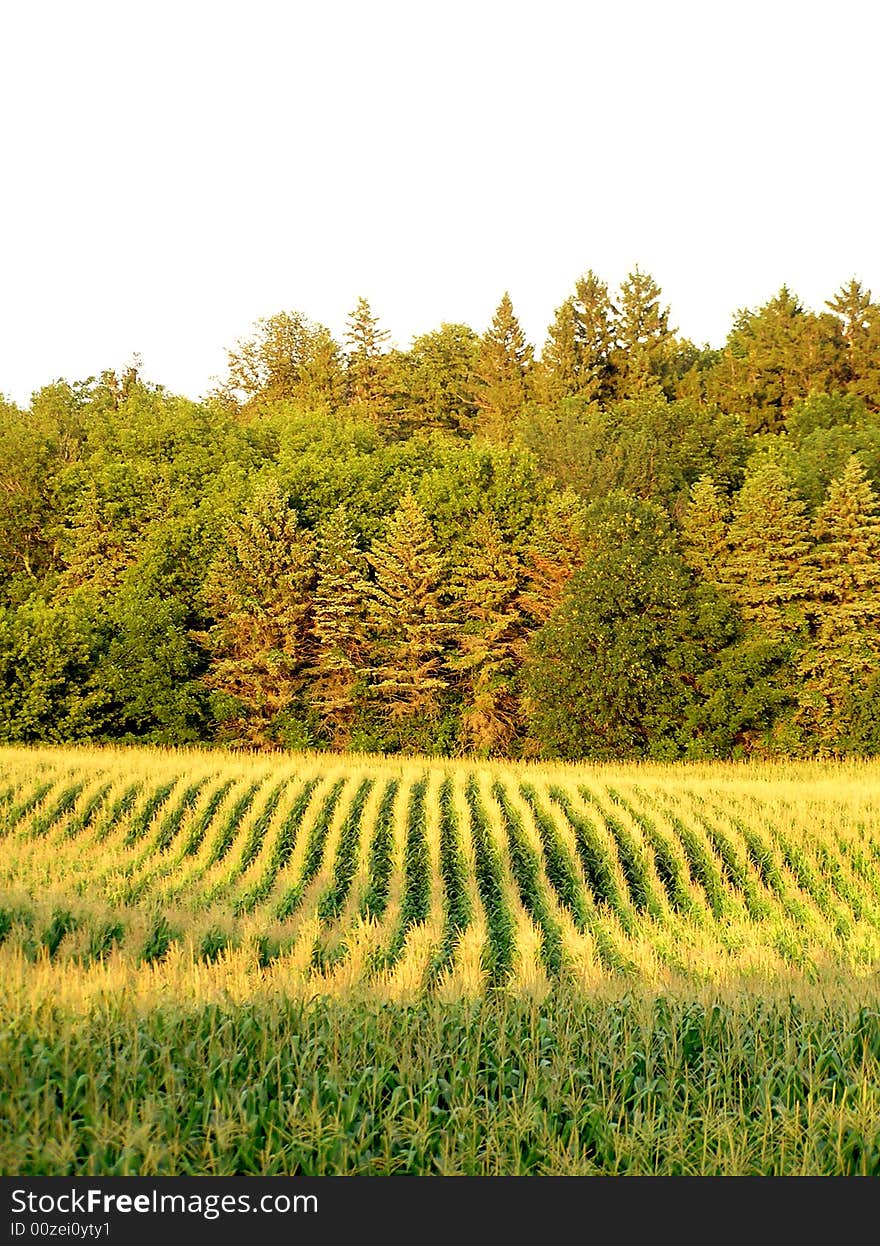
2, 744, 880, 1175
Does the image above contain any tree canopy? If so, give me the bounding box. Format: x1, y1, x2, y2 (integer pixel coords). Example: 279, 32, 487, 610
2, 269, 879, 758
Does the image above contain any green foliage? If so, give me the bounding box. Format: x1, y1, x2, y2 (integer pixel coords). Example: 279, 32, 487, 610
465, 777, 514, 984
219, 310, 345, 413
519, 488, 588, 626
492, 781, 564, 975
345, 297, 394, 421
414, 439, 545, 553
7, 992, 880, 1174
435, 778, 472, 966
681, 475, 731, 585
236, 778, 319, 914
394, 323, 479, 434
275, 780, 345, 920
827, 279, 880, 410
535, 270, 617, 406
612, 266, 675, 399
686, 632, 800, 758
518, 394, 747, 506
548, 787, 630, 921
520, 785, 590, 930
96, 586, 206, 744
0, 596, 107, 743
365, 491, 455, 724
523, 496, 718, 759
1, 269, 878, 760
383, 777, 430, 968
0, 399, 65, 602
707, 287, 847, 432
318, 779, 373, 922
474, 293, 534, 441
359, 779, 399, 921
796, 458, 880, 751
309, 506, 371, 745
274, 411, 443, 540
198, 477, 315, 747
726, 459, 812, 635
449, 513, 526, 754
779, 395, 880, 508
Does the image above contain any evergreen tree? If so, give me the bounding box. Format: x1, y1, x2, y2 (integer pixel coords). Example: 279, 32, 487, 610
681, 475, 732, 588
345, 296, 393, 416
310, 505, 371, 745
796, 458, 880, 748
198, 478, 315, 746
535, 271, 617, 405
297, 326, 348, 412
707, 287, 847, 432
726, 461, 812, 635
519, 488, 588, 626
535, 297, 580, 405
827, 278, 880, 411
449, 512, 526, 753
366, 491, 455, 720
613, 266, 675, 398
473, 293, 534, 441
686, 468, 810, 758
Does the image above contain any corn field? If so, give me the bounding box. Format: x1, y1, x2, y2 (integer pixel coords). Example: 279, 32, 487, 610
2, 745, 880, 1174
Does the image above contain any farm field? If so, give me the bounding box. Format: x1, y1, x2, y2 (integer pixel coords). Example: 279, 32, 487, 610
2, 744, 880, 1175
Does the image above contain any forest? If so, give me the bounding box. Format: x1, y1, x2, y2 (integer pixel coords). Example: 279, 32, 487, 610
1, 268, 879, 760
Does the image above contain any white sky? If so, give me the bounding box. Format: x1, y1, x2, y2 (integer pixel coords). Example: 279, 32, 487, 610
1, 0, 878, 406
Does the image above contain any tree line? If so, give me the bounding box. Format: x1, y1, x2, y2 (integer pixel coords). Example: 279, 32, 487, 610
1, 268, 879, 758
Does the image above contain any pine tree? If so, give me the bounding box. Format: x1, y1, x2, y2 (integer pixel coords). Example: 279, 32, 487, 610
198, 478, 315, 746
613, 266, 675, 398
827, 278, 880, 411
706, 287, 847, 432
534, 271, 617, 406
366, 491, 455, 720
519, 489, 588, 626
345, 296, 392, 416
310, 505, 371, 745
573, 270, 619, 404
449, 512, 526, 753
535, 296, 580, 405
796, 458, 880, 746
681, 475, 732, 588
473, 293, 534, 441
297, 325, 347, 412
726, 461, 812, 635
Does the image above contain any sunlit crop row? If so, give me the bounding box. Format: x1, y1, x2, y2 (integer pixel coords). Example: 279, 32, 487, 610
2, 745, 879, 1004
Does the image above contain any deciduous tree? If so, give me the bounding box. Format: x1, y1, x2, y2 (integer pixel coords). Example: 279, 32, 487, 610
218, 310, 345, 413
